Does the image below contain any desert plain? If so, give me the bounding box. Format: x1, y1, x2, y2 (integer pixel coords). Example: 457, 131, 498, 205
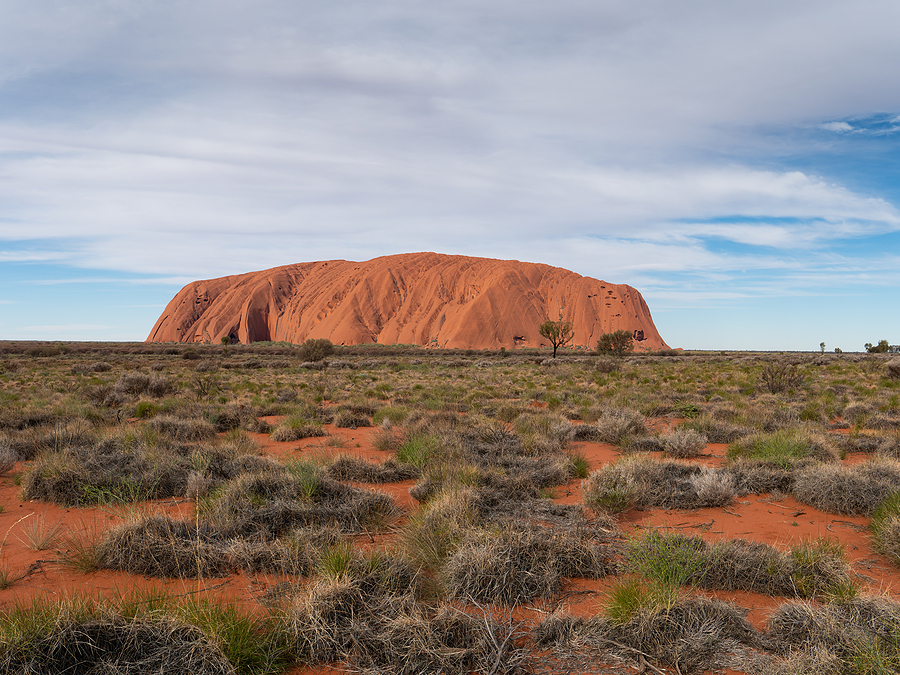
0, 340, 899, 674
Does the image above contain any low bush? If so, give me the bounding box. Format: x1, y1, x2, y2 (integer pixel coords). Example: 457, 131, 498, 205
297, 338, 334, 363
582, 463, 637, 514
536, 596, 760, 675
444, 523, 617, 606
662, 428, 708, 458
270, 417, 326, 442
791, 458, 900, 515
586, 408, 646, 445
768, 596, 900, 673
761, 362, 805, 393
871, 491, 900, 567
100, 516, 229, 578
585, 457, 734, 511
0, 608, 238, 674
728, 429, 839, 465
326, 455, 420, 483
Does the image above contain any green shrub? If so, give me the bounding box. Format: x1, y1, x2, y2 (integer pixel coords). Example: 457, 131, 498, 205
372, 405, 410, 425
582, 464, 636, 514
872, 491, 900, 567
297, 338, 334, 362
760, 362, 804, 393
605, 578, 656, 625
727, 429, 838, 465
396, 433, 440, 469
596, 330, 634, 356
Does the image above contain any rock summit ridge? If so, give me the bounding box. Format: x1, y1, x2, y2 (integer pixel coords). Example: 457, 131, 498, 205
147, 252, 669, 350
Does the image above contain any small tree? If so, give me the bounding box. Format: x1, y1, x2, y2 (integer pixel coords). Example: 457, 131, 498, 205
866, 340, 890, 354
596, 330, 634, 357
538, 319, 574, 358
298, 338, 335, 362
820, 342, 825, 354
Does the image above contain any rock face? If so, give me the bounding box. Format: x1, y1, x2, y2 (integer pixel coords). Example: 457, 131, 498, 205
147, 253, 670, 350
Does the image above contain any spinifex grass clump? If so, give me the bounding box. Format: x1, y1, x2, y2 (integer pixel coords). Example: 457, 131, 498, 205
582, 464, 636, 514
680, 413, 752, 443
98, 516, 230, 579
401, 487, 480, 570
584, 456, 735, 512
0, 444, 15, 475
270, 415, 326, 442
201, 464, 399, 538
0, 594, 288, 675
147, 414, 217, 442
725, 457, 797, 495
83, 511, 343, 579
792, 458, 900, 515
871, 491, 900, 567
1, 418, 98, 461
18, 423, 267, 509
661, 428, 708, 458
727, 428, 840, 466
512, 412, 574, 454
576, 407, 646, 445
283, 547, 522, 674
625, 531, 854, 600
627, 530, 706, 599
534, 596, 761, 675
402, 412, 576, 505
396, 432, 441, 469
768, 595, 900, 674
443, 522, 618, 606
326, 454, 420, 483
0, 613, 235, 674
21, 435, 198, 506
332, 404, 374, 428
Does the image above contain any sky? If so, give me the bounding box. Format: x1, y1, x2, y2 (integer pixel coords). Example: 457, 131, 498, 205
1, 1, 899, 351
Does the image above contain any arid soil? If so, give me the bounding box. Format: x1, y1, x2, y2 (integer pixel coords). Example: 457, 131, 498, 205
2, 419, 897, 675
2, 345, 900, 674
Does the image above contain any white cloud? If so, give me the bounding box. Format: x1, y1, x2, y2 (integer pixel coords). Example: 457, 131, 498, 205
28, 276, 195, 286
820, 122, 855, 132
0, 249, 70, 262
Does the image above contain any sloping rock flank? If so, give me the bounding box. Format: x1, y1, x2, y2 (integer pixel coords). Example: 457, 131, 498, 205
147, 253, 669, 350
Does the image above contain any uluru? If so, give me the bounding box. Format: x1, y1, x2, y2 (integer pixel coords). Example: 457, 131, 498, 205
147, 252, 669, 351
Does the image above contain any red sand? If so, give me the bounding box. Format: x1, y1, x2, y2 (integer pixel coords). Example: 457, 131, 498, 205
2, 419, 898, 675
